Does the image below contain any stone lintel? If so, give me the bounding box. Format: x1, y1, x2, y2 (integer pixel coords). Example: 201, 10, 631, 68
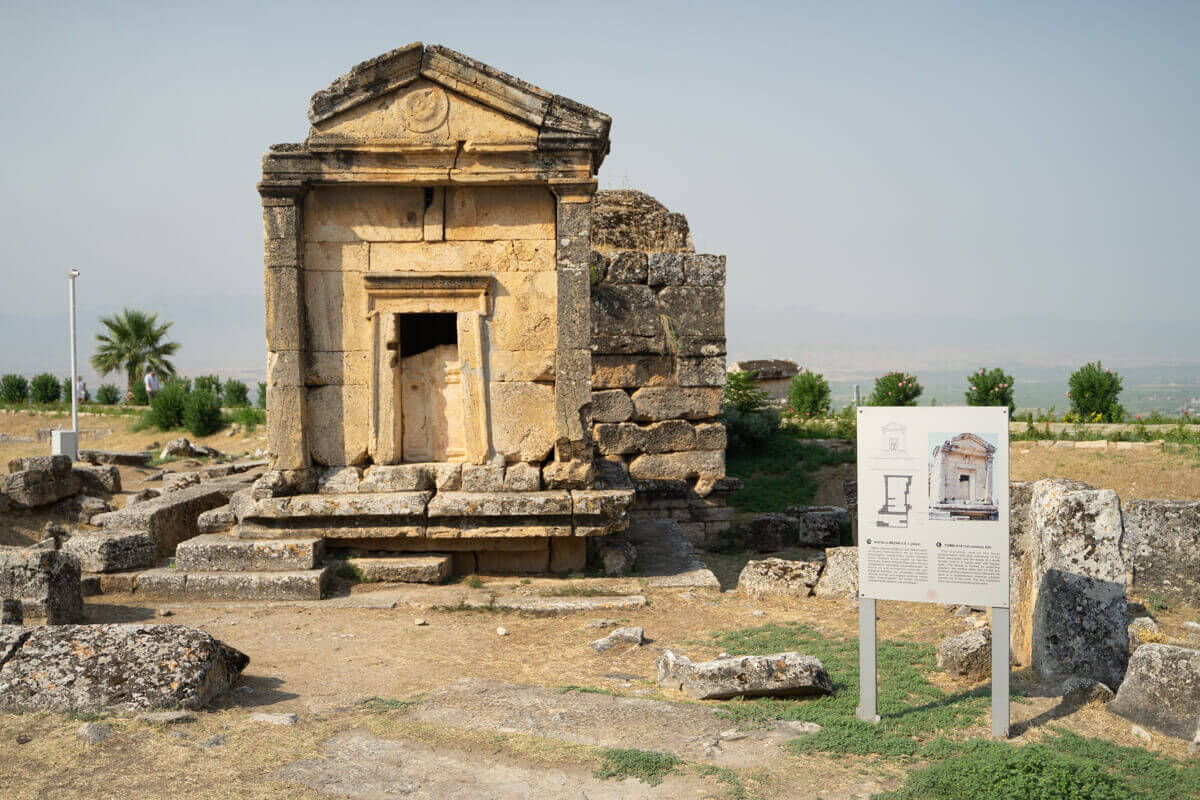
427, 491, 572, 518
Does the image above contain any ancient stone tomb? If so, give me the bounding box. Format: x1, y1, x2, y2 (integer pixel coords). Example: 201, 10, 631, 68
244, 43, 729, 576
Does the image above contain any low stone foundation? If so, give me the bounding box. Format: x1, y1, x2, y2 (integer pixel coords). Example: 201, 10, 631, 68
627, 477, 740, 548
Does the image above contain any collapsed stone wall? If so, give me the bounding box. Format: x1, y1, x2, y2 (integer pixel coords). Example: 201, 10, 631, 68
588, 190, 735, 546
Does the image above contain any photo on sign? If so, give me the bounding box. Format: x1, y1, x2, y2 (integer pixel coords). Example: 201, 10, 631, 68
927, 431, 998, 521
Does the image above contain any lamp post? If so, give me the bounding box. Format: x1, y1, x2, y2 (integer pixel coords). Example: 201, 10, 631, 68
68, 270, 80, 456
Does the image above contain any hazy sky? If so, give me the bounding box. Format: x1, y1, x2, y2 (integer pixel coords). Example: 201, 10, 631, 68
1, 1, 1197, 384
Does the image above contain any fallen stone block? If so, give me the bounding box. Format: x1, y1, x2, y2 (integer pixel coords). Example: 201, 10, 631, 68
1122, 499, 1200, 607
936, 628, 992, 679
0, 624, 248, 712
72, 464, 121, 494
79, 450, 152, 467
163, 471, 201, 493
7, 455, 71, 476
341, 554, 449, 584
56, 494, 112, 524
176, 534, 323, 572
737, 557, 823, 600
590, 626, 644, 653
656, 650, 832, 700
4, 470, 81, 508
197, 505, 235, 533
743, 514, 799, 552
161, 437, 221, 460
91, 483, 233, 559
135, 567, 330, 601
0, 545, 82, 624
813, 546, 858, 600
62, 530, 157, 573
1109, 644, 1200, 740
785, 506, 850, 547
1128, 617, 1161, 649
594, 537, 637, 577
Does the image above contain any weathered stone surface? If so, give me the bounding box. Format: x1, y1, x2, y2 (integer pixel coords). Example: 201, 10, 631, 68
462, 464, 504, 493
1128, 617, 1160, 648
4, 471, 80, 508
737, 558, 824, 600
79, 450, 152, 467
92, 483, 232, 559
72, 464, 121, 494
488, 382, 556, 462
136, 568, 331, 601
628, 451, 724, 484
590, 626, 644, 653
601, 251, 648, 284
656, 650, 832, 700
571, 489, 634, 518
657, 286, 724, 342
476, 547, 550, 574
1, 599, 21, 625
197, 505, 236, 534
243, 492, 431, 519
742, 514, 799, 552
630, 388, 722, 421
591, 284, 660, 339
1109, 644, 1200, 740
642, 420, 696, 453
1023, 480, 1128, 688
1122, 499, 1200, 607
937, 628, 992, 679
594, 459, 633, 491
550, 536, 587, 572
0, 546, 82, 624
684, 254, 725, 286
786, 506, 849, 548
62, 531, 157, 573
503, 462, 541, 492
591, 390, 634, 423
542, 460, 595, 490
344, 554, 450, 584
0, 624, 248, 712
161, 437, 220, 460
318, 466, 363, 494
677, 357, 725, 388
646, 253, 686, 286
57, 493, 112, 524
428, 491, 571, 517
306, 384, 369, 467
693, 422, 727, 451
595, 537, 637, 576
813, 546, 858, 600
7, 455, 71, 476
176, 535, 323, 572
595, 423, 645, 455
591, 355, 674, 389
163, 471, 201, 493
361, 464, 432, 492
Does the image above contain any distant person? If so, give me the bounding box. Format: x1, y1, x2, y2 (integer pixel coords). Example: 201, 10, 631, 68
76, 376, 87, 403
144, 369, 159, 403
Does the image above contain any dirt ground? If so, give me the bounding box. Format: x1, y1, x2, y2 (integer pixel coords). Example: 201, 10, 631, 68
1010, 442, 1200, 501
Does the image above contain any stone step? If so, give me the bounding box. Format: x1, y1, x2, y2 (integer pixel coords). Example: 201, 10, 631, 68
175, 534, 323, 572
135, 567, 330, 601
339, 554, 451, 584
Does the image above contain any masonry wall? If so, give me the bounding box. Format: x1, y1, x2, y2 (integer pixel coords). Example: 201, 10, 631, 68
587, 190, 735, 545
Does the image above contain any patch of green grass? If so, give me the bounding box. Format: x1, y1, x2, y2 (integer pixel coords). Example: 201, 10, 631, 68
726, 427, 856, 512
335, 562, 364, 582
694, 764, 753, 799
65, 709, 110, 722
462, 574, 483, 589
593, 747, 682, 786
1142, 593, 1170, 613
355, 695, 423, 713
556, 685, 617, 696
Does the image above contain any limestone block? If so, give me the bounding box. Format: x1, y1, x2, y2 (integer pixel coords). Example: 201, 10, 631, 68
549, 537, 587, 573
642, 420, 696, 453
591, 284, 660, 340
489, 350, 555, 382
306, 384, 369, 467
542, 460, 595, 490
4, 472, 80, 508
263, 204, 297, 240
1122, 499, 1200, 606
197, 506, 235, 533
591, 355, 674, 389
594, 423, 645, 455
432, 463, 463, 491
595, 537, 637, 576
603, 251, 648, 284
361, 464, 433, 492
476, 547, 550, 574
677, 357, 726, 388
139, 568, 329, 601
595, 459, 633, 490
265, 267, 302, 351
630, 387, 722, 421
589, 626, 644, 652
593, 209, 691, 254
489, 382, 556, 462
304, 269, 369, 352
95, 483, 250, 558
591, 390, 633, 423
303, 186, 423, 242
306, 351, 370, 387
0, 546, 82, 624
694, 422, 727, 451
657, 286, 725, 340
557, 266, 591, 349
369, 240, 554, 273
685, 254, 726, 286
8, 455, 71, 476
344, 554, 450, 584
813, 547, 858, 600
555, 200, 592, 267
445, 186, 554, 241
489, 271, 558, 351
61, 531, 159, 573
743, 514, 800, 552
268, 350, 303, 387
936, 628, 992, 680
265, 389, 310, 469
304, 241, 368, 271
786, 506, 850, 547
264, 237, 300, 268
176, 535, 323, 572
647, 253, 686, 287
627, 451, 724, 483
428, 491, 572, 517
245, 492, 431, 519
462, 464, 504, 493
656, 650, 832, 700
503, 463, 541, 492
570, 489, 635, 517
554, 350, 592, 459
318, 466, 362, 494
1109, 644, 1200, 740
738, 557, 824, 599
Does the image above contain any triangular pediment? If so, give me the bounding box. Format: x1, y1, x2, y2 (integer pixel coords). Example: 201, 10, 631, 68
305, 43, 610, 164
944, 433, 996, 454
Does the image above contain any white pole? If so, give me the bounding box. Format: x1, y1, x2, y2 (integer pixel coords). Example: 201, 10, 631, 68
68, 270, 79, 437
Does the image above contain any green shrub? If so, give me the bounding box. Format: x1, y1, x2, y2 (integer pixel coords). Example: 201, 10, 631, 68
231, 406, 266, 431
786, 368, 831, 419
722, 405, 780, 452
1068, 361, 1124, 422
95, 384, 120, 405
593, 748, 681, 786
128, 380, 148, 405
222, 379, 249, 407
30, 373, 61, 404
0, 374, 29, 403
965, 367, 1015, 414
147, 380, 190, 430
867, 371, 923, 406
256, 381, 267, 409
182, 390, 222, 437
724, 370, 770, 414
193, 374, 221, 399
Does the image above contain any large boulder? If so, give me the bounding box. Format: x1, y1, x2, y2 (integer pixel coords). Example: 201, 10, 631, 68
737, 557, 823, 600
813, 546, 858, 600
0, 545, 82, 624
937, 628, 992, 679
1109, 644, 1200, 740
1122, 499, 1200, 607
656, 650, 832, 700
0, 624, 248, 712
743, 513, 799, 552
4, 456, 80, 508
786, 506, 849, 547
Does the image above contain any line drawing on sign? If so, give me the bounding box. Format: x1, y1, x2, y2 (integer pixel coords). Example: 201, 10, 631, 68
877, 474, 913, 528
878, 422, 909, 458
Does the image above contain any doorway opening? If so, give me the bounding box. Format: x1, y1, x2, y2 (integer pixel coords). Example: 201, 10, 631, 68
398, 313, 465, 463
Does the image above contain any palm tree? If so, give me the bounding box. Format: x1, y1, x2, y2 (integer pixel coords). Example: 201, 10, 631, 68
90, 308, 180, 391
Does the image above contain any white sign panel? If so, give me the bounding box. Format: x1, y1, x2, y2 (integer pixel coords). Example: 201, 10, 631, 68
857, 407, 1009, 608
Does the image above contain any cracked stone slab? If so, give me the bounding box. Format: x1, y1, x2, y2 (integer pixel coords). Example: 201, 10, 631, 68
622, 520, 719, 590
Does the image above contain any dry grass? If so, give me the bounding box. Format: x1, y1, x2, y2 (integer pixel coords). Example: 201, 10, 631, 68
1011, 443, 1200, 501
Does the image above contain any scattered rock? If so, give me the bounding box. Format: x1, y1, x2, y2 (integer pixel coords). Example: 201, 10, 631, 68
163, 471, 201, 493
250, 712, 297, 726
785, 506, 850, 547
1061, 678, 1115, 708
1185, 621, 1200, 633
161, 438, 221, 460
1128, 617, 1160, 648
414, 618, 428, 626
136, 711, 196, 725
1131, 725, 1152, 743
200, 734, 227, 748
496, 627, 508, 637
750, 610, 766, 618
0, 545, 82, 624
158, 609, 174, 617
585, 619, 618, 629
656, 650, 833, 700
595, 537, 637, 577
737, 557, 824, 600
125, 488, 161, 507
743, 514, 799, 552
1109, 643, 1200, 739
72, 464, 121, 494
775, 720, 822, 736
812, 546, 858, 600
590, 626, 645, 653
76, 722, 111, 744
936, 628, 992, 679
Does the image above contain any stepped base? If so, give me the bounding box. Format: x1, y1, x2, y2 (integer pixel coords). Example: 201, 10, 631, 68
176, 534, 324, 572
341, 554, 451, 584
137, 567, 331, 601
